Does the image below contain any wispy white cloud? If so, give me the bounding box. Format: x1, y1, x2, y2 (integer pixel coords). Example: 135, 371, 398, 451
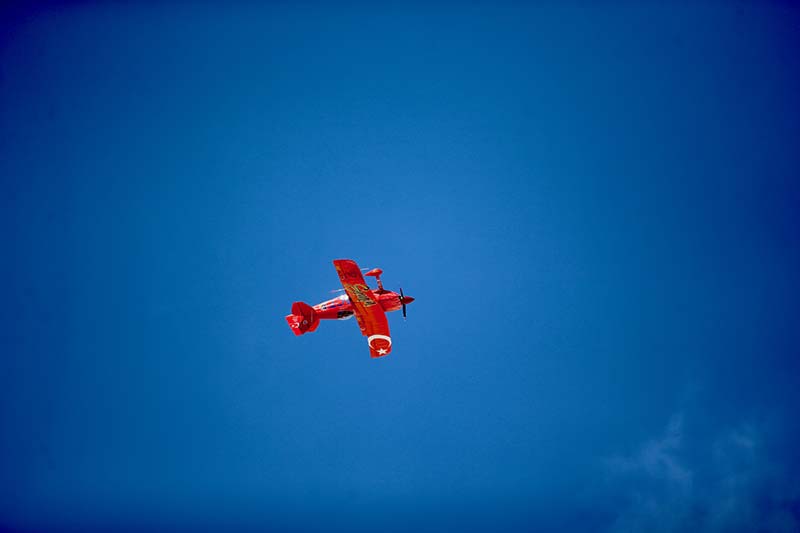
604, 414, 799, 533
607, 414, 692, 488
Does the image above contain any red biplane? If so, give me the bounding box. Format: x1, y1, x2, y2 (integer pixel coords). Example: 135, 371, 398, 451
285, 259, 414, 358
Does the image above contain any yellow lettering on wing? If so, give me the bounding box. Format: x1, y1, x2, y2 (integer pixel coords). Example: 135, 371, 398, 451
347, 284, 376, 307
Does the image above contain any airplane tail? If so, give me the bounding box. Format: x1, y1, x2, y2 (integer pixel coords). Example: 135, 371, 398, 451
285, 301, 320, 336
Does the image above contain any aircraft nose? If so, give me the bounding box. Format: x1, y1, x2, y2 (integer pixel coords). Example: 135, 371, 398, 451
402, 296, 415, 304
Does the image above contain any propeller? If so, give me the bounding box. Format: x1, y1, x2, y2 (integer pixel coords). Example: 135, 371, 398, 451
398, 288, 415, 320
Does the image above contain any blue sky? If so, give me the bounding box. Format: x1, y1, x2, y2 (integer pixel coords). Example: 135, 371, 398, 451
2, 3, 799, 531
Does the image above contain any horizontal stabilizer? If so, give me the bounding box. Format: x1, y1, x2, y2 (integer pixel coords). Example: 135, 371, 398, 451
285, 301, 319, 335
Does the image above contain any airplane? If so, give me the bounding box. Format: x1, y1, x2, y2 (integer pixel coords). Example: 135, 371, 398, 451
285, 259, 414, 358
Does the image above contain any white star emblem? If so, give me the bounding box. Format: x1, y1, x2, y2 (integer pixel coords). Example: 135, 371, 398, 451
367, 334, 392, 356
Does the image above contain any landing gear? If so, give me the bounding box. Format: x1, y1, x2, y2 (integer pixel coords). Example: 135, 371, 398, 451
365, 268, 385, 293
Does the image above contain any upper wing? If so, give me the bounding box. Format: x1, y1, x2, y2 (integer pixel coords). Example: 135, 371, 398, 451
333, 259, 392, 358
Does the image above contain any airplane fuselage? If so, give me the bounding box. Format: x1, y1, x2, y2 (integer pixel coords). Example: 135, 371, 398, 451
313, 290, 405, 320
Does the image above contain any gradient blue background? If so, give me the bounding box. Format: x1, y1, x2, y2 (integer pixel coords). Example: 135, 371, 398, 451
2, 3, 799, 531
